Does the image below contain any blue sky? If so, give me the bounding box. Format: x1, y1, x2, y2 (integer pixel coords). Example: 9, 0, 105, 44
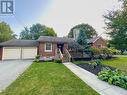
0, 0, 120, 38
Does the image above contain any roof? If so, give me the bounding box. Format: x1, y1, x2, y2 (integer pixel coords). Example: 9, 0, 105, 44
88, 36, 103, 43
0, 39, 39, 47
68, 41, 83, 50
38, 36, 74, 43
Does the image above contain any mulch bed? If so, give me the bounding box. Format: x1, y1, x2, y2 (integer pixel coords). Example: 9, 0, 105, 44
76, 64, 115, 75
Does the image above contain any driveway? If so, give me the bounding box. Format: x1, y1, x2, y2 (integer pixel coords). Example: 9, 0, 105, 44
0, 60, 32, 92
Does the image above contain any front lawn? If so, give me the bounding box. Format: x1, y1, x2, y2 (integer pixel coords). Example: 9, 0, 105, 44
102, 57, 127, 74
0, 62, 99, 95
74, 57, 127, 74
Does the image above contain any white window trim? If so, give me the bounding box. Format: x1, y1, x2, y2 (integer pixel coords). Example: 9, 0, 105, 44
45, 43, 52, 52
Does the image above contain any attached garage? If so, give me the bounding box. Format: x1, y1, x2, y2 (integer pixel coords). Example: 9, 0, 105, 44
3, 47, 21, 60
0, 39, 38, 60
22, 47, 37, 59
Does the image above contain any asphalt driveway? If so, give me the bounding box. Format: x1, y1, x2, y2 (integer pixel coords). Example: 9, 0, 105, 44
0, 60, 32, 92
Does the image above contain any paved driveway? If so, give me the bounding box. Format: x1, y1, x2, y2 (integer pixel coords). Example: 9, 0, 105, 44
0, 60, 32, 91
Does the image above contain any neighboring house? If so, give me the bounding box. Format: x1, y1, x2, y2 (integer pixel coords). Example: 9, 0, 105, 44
71, 30, 107, 48
0, 36, 74, 61
88, 36, 107, 48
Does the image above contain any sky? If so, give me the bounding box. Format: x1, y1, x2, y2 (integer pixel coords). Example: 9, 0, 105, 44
0, 0, 121, 38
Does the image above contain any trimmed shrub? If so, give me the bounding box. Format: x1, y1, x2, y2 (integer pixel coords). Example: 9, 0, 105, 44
34, 55, 40, 62
54, 59, 62, 63
90, 48, 102, 55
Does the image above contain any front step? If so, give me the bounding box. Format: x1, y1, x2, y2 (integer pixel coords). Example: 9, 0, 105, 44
62, 54, 69, 63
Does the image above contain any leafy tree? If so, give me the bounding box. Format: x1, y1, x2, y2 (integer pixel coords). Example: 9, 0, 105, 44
104, 0, 127, 53
77, 28, 90, 51
0, 22, 16, 42
68, 23, 97, 39
20, 23, 57, 40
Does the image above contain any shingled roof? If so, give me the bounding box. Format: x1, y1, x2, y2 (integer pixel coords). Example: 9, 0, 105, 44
0, 39, 38, 47
38, 36, 74, 43
88, 36, 102, 43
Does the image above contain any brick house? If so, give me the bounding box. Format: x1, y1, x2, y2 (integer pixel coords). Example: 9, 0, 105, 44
0, 36, 73, 62
88, 36, 107, 48
0, 36, 107, 61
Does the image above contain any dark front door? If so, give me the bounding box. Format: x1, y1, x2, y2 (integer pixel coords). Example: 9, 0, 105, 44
57, 44, 64, 54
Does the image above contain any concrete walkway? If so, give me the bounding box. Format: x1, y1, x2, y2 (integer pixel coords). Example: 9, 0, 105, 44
63, 62, 127, 95
0, 60, 32, 92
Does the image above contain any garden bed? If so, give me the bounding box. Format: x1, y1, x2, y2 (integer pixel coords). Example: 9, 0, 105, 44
76, 64, 115, 75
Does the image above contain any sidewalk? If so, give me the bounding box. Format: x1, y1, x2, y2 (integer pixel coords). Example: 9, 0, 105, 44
63, 62, 127, 95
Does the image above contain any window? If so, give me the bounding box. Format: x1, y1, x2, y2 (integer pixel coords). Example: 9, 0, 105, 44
45, 43, 52, 52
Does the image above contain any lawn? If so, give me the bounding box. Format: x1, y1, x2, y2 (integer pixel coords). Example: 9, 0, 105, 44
0, 62, 99, 95
102, 57, 127, 74
74, 57, 127, 74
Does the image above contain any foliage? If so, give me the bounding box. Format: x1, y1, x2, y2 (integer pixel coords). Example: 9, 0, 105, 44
90, 48, 102, 55
104, 0, 127, 52
77, 28, 90, 52
89, 59, 102, 69
0, 22, 17, 42
95, 59, 102, 66
34, 55, 40, 62
101, 48, 113, 55
98, 69, 127, 89
54, 59, 62, 63
20, 23, 57, 40
91, 47, 121, 56
68, 23, 97, 39
109, 48, 121, 55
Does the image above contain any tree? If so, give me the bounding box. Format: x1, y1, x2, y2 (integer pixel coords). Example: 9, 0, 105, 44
68, 23, 97, 39
104, 0, 127, 53
0, 22, 16, 42
77, 28, 90, 52
20, 23, 57, 40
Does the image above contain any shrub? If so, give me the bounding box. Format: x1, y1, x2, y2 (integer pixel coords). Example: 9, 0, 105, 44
54, 59, 62, 63
110, 48, 121, 55
98, 70, 127, 89
34, 55, 40, 62
101, 48, 113, 55
90, 48, 102, 55
95, 59, 102, 66
89, 59, 102, 69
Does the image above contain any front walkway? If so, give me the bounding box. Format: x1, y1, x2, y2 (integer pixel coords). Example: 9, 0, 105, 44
0, 60, 32, 92
63, 62, 127, 95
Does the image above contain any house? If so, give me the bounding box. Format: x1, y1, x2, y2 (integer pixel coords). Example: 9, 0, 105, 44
38, 36, 73, 61
0, 36, 74, 61
71, 29, 107, 48
88, 36, 107, 48
0, 36, 107, 61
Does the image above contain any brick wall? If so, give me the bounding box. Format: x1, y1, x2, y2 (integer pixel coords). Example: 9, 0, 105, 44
92, 37, 107, 48
0, 47, 3, 60
39, 42, 57, 57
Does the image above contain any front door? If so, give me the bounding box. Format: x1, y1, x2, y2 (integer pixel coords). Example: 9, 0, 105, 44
57, 44, 64, 54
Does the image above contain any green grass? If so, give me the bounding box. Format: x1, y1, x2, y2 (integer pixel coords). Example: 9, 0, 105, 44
102, 57, 127, 74
0, 62, 99, 95
73, 57, 127, 74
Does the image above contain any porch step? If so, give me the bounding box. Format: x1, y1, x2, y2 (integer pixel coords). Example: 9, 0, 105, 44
63, 54, 69, 63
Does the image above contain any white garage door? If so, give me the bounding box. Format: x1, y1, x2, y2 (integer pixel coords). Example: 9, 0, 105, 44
2, 47, 37, 60
22, 47, 37, 59
2, 47, 21, 60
